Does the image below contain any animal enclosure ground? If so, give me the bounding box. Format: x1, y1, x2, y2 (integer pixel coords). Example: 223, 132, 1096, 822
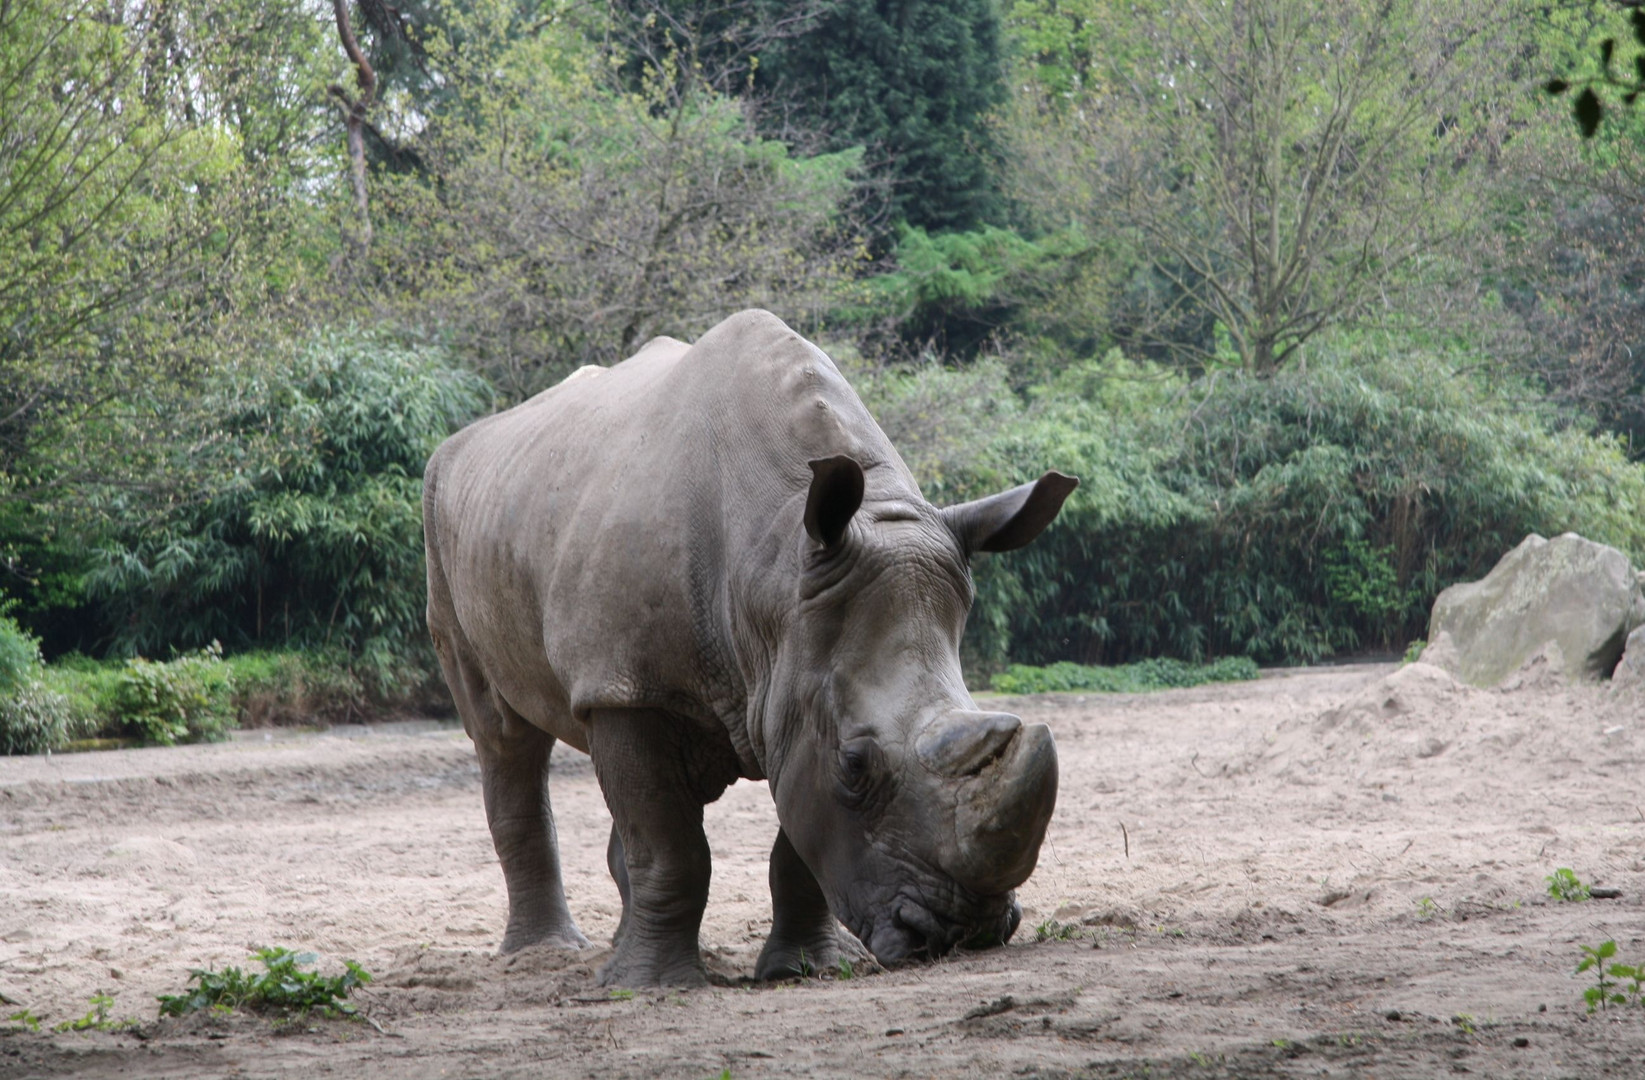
2, 664, 1642, 1078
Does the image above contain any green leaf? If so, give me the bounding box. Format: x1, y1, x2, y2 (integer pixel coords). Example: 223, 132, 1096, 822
1575, 87, 1604, 138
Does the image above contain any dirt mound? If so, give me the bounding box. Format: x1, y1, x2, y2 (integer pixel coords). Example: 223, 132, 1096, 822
1255, 662, 1483, 777
1252, 661, 1640, 789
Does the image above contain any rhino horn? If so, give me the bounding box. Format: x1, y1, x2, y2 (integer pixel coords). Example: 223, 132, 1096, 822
949, 720, 1059, 896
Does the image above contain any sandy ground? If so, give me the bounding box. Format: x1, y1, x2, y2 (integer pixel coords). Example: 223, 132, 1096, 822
2, 662, 1644, 1078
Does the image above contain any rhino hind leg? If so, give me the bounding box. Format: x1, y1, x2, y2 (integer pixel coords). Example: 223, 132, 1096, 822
588, 708, 714, 988
754, 828, 864, 980
434, 629, 590, 954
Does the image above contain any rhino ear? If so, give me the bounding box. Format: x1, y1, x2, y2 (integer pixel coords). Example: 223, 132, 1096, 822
805, 455, 865, 547
942, 471, 1078, 555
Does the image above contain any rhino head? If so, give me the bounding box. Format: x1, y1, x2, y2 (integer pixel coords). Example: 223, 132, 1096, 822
765, 455, 1077, 965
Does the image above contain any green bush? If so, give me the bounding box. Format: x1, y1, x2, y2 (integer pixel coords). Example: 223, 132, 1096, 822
224, 650, 363, 726
83, 329, 490, 692
990, 656, 1259, 695
859, 338, 1645, 668
0, 678, 78, 754
0, 600, 39, 697
37, 657, 124, 737
114, 644, 236, 746
26, 647, 379, 745
1, 598, 80, 754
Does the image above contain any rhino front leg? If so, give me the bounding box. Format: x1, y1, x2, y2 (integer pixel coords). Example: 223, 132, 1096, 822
755, 828, 850, 979
606, 824, 630, 946
588, 708, 712, 988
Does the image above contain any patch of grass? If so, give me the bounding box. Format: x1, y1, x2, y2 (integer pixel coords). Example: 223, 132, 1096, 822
989, 656, 1260, 695
607, 989, 635, 1001
1547, 867, 1591, 902
1033, 919, 1083, 942
1402, 639, 1427, 664
54, 993, 137, 1033
156, 947, 372, 1020
835, 958, 854, 980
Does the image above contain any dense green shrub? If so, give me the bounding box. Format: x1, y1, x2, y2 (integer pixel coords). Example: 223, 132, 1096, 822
0, 680, 78, 755
0, 601, 37, 697
1, 599, 79, 753
114, 644, 236, 746
27, 647, 382, 746
83, 329, 490, 692
225, 650, 364, 726
859, 338, 1645, 668
990, 656, 1260, 695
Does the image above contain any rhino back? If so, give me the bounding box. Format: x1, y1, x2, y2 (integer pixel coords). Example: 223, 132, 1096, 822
425, 310, 918, 772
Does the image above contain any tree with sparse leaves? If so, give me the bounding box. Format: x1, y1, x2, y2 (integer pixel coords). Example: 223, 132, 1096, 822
1008, 0, 1509, 375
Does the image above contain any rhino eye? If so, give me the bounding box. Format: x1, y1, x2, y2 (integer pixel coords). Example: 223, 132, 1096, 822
837, 737, 878, 794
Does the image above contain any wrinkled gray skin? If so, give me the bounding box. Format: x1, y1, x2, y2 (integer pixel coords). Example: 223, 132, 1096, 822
423, 310, 1075, 987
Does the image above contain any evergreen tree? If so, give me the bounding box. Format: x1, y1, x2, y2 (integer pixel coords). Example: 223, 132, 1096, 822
759, 0, 1006, 232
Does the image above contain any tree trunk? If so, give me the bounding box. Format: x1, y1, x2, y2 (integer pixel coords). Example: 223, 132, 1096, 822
329, 0, 377, 252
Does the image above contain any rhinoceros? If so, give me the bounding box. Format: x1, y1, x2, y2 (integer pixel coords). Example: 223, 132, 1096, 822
423, 310, 1075, 987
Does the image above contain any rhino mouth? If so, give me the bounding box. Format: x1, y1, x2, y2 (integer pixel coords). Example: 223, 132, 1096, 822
860, 892, 1023, 965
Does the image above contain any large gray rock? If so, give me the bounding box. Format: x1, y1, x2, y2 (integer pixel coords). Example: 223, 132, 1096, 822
1615, 624, 1645, 690
1426, 533, 1643, 687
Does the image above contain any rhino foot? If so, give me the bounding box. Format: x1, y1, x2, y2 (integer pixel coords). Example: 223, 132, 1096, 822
500, 923, 592, 955
754, 933, 837, 981
597, 944, 708, 989
755, 925, 869, 981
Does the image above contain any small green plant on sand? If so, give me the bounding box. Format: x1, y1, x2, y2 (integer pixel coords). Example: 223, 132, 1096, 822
1402, 639, 1427, 664
1416, 897, 1441, 920
1547, 868, 1591, 902
157, 947, 371, 1019
607, 988, 635, 1001
54, 993, 137, 1033
835, 958, 854, 980
6, 1009, 41, 1032
1034, 919, 1082, 942
1578, 941, 1644, 1013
